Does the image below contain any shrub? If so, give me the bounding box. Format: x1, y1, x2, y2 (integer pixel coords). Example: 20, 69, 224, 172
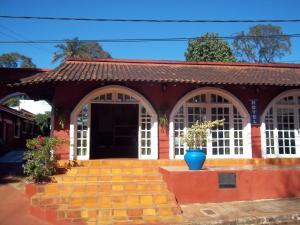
23, 136, 65, 182
180, 119, 224, 149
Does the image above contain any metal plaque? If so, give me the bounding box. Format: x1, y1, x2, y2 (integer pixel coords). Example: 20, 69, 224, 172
218, 173, 236, 188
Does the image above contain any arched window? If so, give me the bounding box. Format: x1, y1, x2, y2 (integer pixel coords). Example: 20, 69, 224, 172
261, 90, 300, 158
70, 85, 158, 160
169, 88, 251, 159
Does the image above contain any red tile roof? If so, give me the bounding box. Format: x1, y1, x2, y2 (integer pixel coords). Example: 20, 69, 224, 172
0, 104, 34, 121
10, 58, 300, 86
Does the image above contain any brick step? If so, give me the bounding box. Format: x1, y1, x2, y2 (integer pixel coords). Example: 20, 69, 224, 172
32, 193, 176, 208
57, 205, 182, 220
57, 159, 185, 168
86, 215, 183, 225
35, 181, 168, 195
53, 174, 163, 183
65, 167, 161, 176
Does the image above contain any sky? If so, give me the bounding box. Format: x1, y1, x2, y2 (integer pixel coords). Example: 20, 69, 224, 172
1, 0, 300, 69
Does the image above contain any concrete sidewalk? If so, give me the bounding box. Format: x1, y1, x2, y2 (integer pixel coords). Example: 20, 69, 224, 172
0, 181, 50, 225
181, 198, 300, 225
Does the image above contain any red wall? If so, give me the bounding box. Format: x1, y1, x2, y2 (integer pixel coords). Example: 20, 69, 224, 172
51, 82, 296, 159
160, 167, 300, 203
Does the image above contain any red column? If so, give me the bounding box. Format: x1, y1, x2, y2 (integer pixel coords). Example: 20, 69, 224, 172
251, 125, 262, 158
158, 127, 169, 159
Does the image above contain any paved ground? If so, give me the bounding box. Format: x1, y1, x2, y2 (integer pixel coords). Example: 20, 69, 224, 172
0, 150, 25, 163
0, 177, 50, 225
0, 151, 299, 225
181, 198, 300, 225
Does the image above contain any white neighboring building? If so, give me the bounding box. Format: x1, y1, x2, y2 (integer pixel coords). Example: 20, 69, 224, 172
12, 100, 51, 115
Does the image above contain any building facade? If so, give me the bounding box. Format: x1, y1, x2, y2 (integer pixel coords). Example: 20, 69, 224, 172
0, 104, 36, 151
4, 58, 300, 160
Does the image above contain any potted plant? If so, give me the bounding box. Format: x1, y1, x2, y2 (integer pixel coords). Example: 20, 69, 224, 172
180, 119, 224, 170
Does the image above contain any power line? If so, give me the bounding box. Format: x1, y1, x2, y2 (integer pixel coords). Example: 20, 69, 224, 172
1, 15, 300, 23
0, 23, 53, 54
0, 33, 300, 44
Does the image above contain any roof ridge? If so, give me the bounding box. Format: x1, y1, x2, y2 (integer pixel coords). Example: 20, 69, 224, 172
66, 58, 300, 69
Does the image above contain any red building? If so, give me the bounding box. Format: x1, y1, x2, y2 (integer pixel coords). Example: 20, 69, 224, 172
0, 104, 36, 151
0, 67, 51, 152
4, 58, 300, 161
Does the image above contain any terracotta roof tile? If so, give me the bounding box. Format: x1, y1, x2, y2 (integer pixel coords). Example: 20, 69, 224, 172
10, 58, 300, 86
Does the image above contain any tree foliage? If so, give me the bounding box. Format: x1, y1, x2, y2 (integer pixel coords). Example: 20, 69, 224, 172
232, 24, 291, 63
3, 98, 20, 107
185, 33, 236, 62
34, 111, 51, 135
0, 52, 36, 68
52, 37, 111, 63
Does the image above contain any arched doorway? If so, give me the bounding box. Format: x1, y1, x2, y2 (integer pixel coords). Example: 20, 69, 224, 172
169, 87, 251, 159
261, 90, 300, 158
70, 85, 158, 160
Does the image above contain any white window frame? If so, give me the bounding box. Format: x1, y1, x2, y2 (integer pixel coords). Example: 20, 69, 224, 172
70, 85, 158, 160
169, 87, 252, 159
261, 89, 300, 158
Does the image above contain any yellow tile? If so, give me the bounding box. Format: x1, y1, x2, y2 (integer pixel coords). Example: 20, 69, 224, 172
85, 197, 97, 207
70, 198, 83, 207
112, 168, 122, 174
99, 183, 111, 192
87, 177, 97, 182
158, 208, 173, 216
143, 208, 156, 216
46, 185, 58, 193
124, 184, 136, 191
88, 210, 97, 218
154, 195, 168, 204
100, 169, 111, 175
98, 209, 112, 218
89, 168, 99, 175
86, 185, 97, 192
140, 195, 153, 206
81, 209, 88, 218
63, 177, 74, 183
127, 196, 139, 207
113, 209, 127, 217
112, 175, 122, 181
75, 177, 85, 182
112, 184, 124, 191
132, 168, 143, 175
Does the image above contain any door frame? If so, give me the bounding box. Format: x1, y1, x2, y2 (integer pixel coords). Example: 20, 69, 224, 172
70, 85, 158, 160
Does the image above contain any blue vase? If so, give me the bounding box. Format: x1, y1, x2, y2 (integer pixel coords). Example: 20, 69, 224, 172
184, 149, 206, 170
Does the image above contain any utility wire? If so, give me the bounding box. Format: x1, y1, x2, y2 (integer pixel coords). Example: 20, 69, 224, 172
1, 15, 300, 23
0, 33, 300, 44
0, 23, 53, 54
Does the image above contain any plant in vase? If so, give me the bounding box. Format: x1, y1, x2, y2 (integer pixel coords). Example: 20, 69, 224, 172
23, 136, 66, 183
180, 119, 224, 170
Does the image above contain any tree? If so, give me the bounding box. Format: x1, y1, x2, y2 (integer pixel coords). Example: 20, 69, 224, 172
185, 33, 236, 62
232, 24, 291, 63
34, 111, 51, 135
3, 98, 20, 107
0, 52, 36, 68
52, 37, 111, 64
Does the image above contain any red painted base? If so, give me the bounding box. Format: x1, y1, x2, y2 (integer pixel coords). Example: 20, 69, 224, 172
160, 166, 300, 204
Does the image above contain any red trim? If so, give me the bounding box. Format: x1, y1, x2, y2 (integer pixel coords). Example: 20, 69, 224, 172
67, 58, 300, 69
0, 68, 50, 72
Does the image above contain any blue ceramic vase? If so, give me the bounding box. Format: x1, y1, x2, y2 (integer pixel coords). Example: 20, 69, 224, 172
184, 149, 206, 170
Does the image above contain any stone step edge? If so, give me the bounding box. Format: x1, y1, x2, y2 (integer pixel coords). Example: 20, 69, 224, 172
55, 174, 163, 178
37, 203, 180, 211
32, 203, 181, 215
33, 192, 175, 198
30, 205, 86, 225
